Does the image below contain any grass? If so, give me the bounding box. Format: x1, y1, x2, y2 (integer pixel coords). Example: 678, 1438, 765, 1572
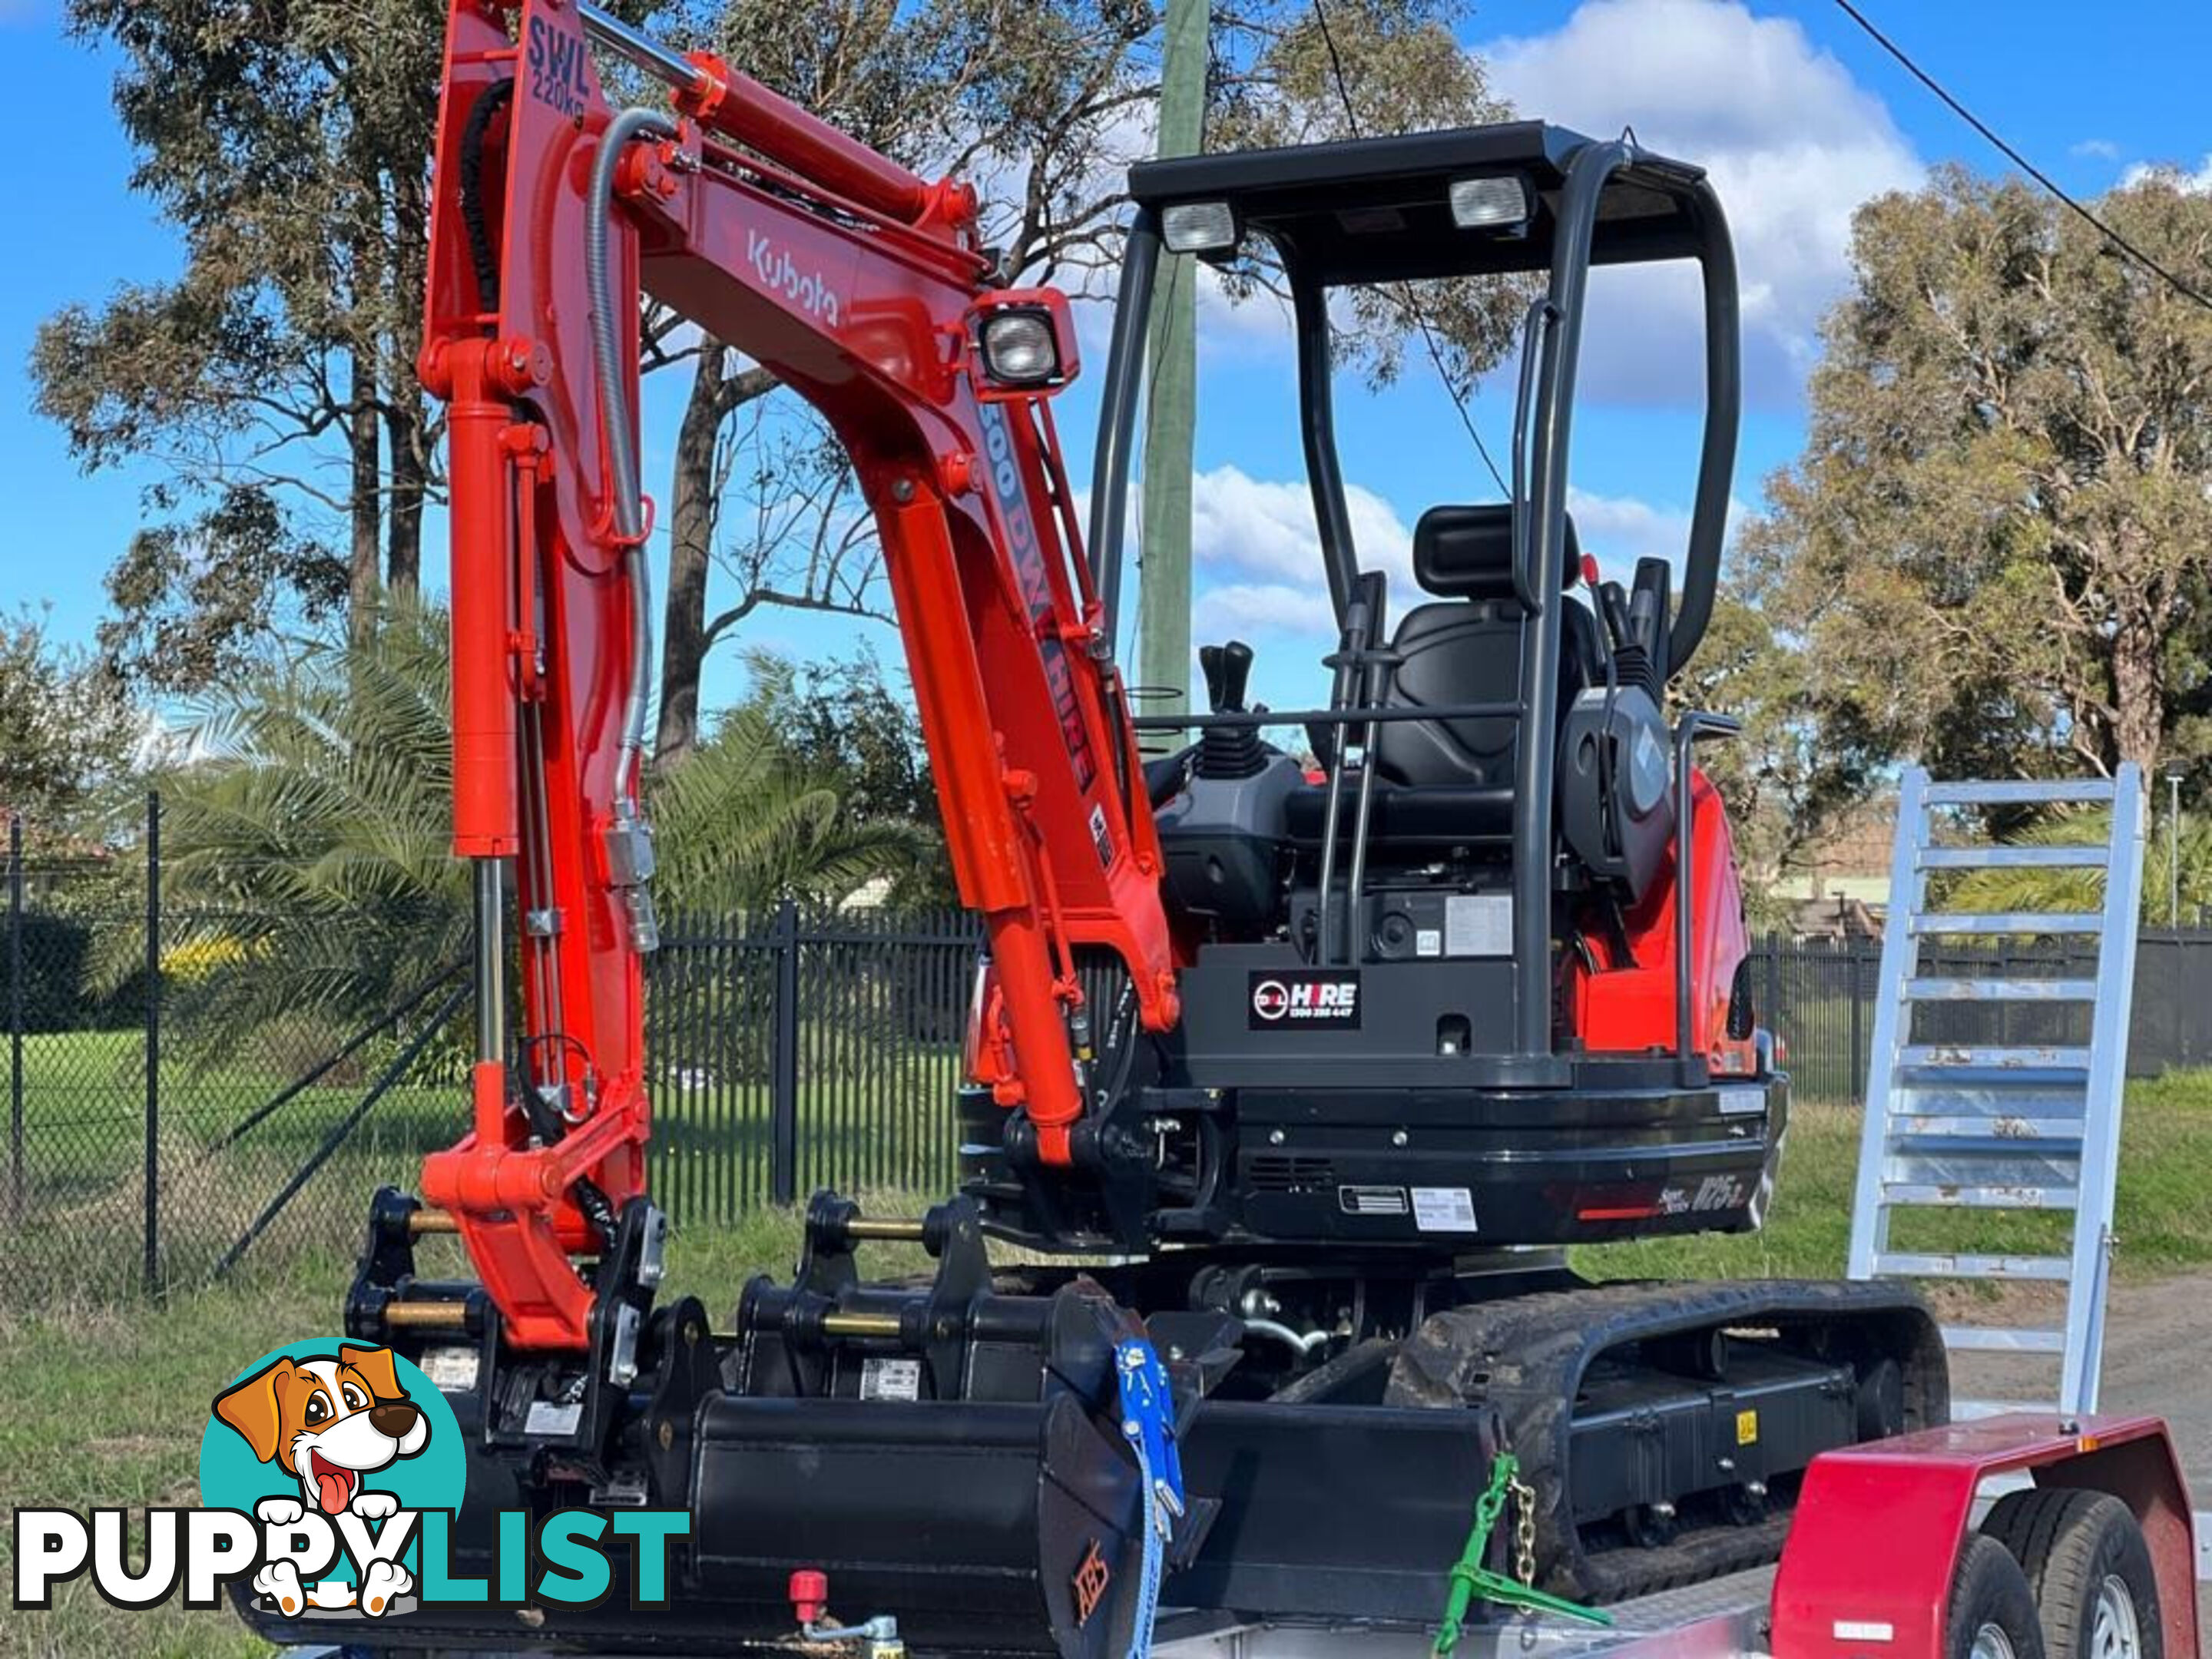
1571, 1070, 2212, 1285
1, 1027, 962, 1311
7, 1074, 2212, 1656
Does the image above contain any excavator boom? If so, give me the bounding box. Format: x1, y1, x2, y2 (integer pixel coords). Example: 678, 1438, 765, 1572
417, 0, 1175, 1349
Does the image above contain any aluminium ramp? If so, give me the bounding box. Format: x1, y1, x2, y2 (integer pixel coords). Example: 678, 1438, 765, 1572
1846, 765, 2146, 1416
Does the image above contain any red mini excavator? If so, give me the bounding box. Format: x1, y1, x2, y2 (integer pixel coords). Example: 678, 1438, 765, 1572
306, 1, 1949, 1651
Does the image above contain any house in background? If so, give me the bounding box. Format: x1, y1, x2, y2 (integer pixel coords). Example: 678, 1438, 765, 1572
1770, 794, 1896, 939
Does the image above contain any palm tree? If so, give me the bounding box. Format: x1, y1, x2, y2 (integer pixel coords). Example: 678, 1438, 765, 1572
1939, 800, 2212, 926
651, 699, 929, 915
106, 601, 926, 1051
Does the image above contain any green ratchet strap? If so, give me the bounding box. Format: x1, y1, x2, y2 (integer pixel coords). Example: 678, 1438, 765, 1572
1434, 1452, 1612, 1654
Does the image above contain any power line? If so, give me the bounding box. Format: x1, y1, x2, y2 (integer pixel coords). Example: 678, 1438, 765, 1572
1832, 0, 2212, 315
1306, 0, 1512, 497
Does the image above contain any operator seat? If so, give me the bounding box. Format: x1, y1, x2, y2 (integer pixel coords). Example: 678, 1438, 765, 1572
1285, 503, 1600, 846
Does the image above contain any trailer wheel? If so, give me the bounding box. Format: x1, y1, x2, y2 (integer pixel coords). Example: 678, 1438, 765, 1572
1948, 1532, 2046, 1659
1982, 1489, 2163, 1659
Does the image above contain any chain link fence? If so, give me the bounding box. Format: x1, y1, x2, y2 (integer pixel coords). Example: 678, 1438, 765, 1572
0, 801, 980, 1310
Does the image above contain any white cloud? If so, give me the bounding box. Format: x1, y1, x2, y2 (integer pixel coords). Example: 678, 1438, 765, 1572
1187, 462, 1414, 597
1482, 0, 1921, 408
2071, 138, 2121, 162
1194, 581, 1339, 640
1568, 487, 1689, 581
2121, 155, 2212, 194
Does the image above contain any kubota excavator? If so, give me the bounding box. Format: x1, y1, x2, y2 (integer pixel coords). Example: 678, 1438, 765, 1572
300, 0, 1949, 1651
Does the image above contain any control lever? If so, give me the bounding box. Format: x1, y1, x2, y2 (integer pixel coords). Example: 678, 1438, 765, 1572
1218, 641, 1253, 712
1598, 581, 1634, 656
1198, 641, 1253, 714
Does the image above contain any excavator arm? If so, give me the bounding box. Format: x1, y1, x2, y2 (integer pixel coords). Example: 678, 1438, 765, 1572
419, 0, 1177, 1352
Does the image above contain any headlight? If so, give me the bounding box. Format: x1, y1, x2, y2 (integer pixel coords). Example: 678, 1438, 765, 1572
1162, 200, 1237, 253
1448, 174, 1531, 230
979, 308, 1061, 386
965, 289, 1079, 398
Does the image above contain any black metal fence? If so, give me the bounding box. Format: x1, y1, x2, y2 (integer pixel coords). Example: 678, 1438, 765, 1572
0, 802, 983, 1303
1747, 931, 2212, 1100
8, 797, 2211, 1306
644, 902, 977, 1227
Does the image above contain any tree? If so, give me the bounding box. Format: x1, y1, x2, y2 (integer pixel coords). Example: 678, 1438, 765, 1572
1681, 584, 1882, 907
734, 648, 955, 903
0, 608, 141, 827
650, 0, 1525, 763
1940, 805, 2212, 928
113, 601, 926, 1056
31, 0, 524, 681
1743, 166, 2212, 786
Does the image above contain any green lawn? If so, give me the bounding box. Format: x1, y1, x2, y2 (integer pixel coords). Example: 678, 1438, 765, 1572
1572, 1069, 2212, 1285
1, 1027, 961, 1310
6, 1072, 2211, 1657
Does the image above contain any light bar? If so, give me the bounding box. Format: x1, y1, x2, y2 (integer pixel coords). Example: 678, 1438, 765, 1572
1161, 200, 1238, 253
1448, 175, 1531, 230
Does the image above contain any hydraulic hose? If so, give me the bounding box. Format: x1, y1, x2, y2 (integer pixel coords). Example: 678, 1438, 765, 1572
586, 108, 677, 837
458, 79, 515, 319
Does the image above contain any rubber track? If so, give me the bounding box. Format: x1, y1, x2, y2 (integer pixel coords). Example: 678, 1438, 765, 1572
1384, 1277, 1950, 1603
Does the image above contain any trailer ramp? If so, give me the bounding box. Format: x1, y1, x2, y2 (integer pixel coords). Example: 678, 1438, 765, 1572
1846, 766, 2146, 1416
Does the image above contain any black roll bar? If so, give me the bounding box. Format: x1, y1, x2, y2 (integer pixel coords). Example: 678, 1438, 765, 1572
1292, 268, 1360, 628
1669, 175, 1740, 674
1088, 210, 1162, 634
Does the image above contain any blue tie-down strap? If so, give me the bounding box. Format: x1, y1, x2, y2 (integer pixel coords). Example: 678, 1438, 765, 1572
1114, 1336, 1185, 1659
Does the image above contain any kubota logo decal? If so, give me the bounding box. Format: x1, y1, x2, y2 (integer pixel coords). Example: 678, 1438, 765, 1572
748, 230, 841, 327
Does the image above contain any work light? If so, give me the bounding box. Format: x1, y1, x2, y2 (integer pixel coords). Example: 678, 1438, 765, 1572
979, 309, 1060, 386
966, 290, 1079, 398
1448, 174, 1531, 230
1161, 200, 1238, 253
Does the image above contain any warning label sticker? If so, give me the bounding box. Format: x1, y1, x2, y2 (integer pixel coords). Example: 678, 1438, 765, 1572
860, 1356, 923, 1402
1410, 1187, 1480, 1233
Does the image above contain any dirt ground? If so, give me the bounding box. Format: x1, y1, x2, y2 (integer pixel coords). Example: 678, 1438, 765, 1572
1950, 1273, 2212, 1630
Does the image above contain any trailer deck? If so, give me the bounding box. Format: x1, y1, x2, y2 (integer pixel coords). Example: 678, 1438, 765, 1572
1155, 1568, 1778, 1659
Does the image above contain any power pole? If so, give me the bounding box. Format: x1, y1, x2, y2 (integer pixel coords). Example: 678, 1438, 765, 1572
1135, 0, 1204, 753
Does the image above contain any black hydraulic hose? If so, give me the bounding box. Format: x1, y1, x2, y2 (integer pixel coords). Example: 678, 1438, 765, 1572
458, 79, 515, 321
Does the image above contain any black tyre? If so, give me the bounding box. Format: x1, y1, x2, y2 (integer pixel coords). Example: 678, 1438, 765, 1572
1982, 1489, 2163, 1659
1948, 1532, 2047, 1659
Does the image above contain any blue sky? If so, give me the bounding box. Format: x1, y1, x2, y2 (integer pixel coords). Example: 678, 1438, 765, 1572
4, 0, 2209, 722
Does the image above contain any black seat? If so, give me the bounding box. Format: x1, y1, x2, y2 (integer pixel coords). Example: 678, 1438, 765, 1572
1283, 504, 1599, 847
1375, 503, 1598, 787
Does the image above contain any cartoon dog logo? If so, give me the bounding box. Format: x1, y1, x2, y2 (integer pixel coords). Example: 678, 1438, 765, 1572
213, 1344, 430, 1617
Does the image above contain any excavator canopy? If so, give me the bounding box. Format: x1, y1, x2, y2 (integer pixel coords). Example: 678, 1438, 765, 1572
1125, 120, 1717, 284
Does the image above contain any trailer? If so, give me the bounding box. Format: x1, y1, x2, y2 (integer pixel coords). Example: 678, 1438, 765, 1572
1149, 1414, 2200, 1659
